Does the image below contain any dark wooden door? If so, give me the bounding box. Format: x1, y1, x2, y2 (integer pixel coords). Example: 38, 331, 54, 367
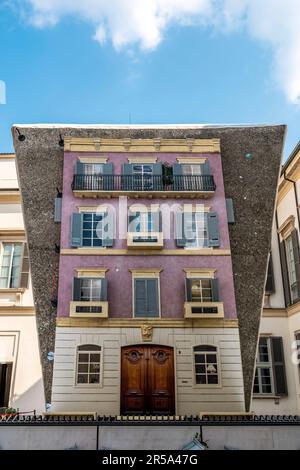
121, 345, 175, 415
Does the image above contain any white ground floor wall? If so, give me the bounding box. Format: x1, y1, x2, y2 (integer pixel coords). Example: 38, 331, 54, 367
0, 315, 45, 414
51, 326, 245, 415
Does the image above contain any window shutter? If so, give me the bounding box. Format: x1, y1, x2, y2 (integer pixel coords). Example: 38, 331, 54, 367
175, 212, 186, 247
280, 240, 291, 306
19, 243, 29, 289
270, 336, 288, 396
100, 278, 108, 301
207, 212, 220, 247
146, 279, 159, 317
54, 197, 62, 223
0, 363, 12, 407
202, 160, 211, 175
185, 278, 193, 301
103, 163, 114, 190
102, 212, 114, 247
153, 211, 162, 232
73, 278, 82, 301
265, 253, 275, 294
153, 162, 163, 190
134, 279, 147, 317
173, 164, 182, 190
122, 163, 133, 190
226, 198, 235, 224
295, 333, 300, 369
71, 213, 83, 247
291, 229, 300, 302
211, 279, 219, 301
75, 161, 84, 175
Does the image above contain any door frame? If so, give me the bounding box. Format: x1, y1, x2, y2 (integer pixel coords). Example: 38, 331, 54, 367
120, 343, 176, 415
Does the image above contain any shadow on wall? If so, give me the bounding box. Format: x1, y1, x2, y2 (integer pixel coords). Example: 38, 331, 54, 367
11, 378, 45, 415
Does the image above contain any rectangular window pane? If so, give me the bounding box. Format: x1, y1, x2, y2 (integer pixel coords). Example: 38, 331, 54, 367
0, 243, 22, 288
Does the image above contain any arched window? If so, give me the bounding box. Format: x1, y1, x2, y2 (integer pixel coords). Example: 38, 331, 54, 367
193, 345, 219, 385
76, 344, 101, 385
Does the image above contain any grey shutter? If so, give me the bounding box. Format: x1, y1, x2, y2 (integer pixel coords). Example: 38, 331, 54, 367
153, 211, 162, 232
19, 243, 29, 289
207, 212, 220, 247
173, 164, 182, 191
153, 162, 163, 190
185, 278, 193, 301
103, 163, 114, 190
146, 279, 159, 317
226, 198, 235, 224
102, 212, 114, 247
280, 240, 291, 306
265, 253, 275, 294
134, 279, 147, 317
270, 337, 288, 396
175, 212, 186, 247
100, 278, 108, 301
54, 197, 62, 223
291, 229, 300, 302
71, 213, 83, 247
211, 279, 219, 301
73, 277, 82, 301
202, 160, 211, 175
75, 161, 84, 174
122, 164, 133, 190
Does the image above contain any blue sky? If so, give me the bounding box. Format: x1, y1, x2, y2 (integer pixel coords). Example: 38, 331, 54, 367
0, 1, 299, 159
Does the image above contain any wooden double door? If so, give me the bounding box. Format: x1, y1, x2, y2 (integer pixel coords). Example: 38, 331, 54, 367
121, 345, 175, 415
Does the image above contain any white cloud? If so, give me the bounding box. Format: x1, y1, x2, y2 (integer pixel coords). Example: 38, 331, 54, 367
21, 0, 300, 103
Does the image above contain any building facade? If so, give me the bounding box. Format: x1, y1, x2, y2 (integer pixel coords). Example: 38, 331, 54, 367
252, 143, 300, 415
0, 153, 45, 413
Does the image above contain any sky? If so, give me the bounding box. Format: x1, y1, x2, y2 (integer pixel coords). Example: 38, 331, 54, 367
0, 0, 299, 159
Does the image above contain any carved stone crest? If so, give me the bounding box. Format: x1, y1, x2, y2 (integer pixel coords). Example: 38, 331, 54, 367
141, 324, 153, 342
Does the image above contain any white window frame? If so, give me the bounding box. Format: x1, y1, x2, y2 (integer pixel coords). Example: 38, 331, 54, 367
75, 344, 103, 388
192, 344, 221, 388
253, 336, 274, 396
132, 164, 153, 189
0, 242, 23, 289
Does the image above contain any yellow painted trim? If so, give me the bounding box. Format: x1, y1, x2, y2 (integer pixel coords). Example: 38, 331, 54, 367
181, 204, 211, 213
176, 157, 207, 164
130, 268, 162, 278
0, 229, 25, 236
0, 288, 26, 294
262, 309, 288, 317
278, 215, 295, 240
72, 190, 214, 199
56, 317, 238, 328
184, 268, 217, 278
0, 306, 35, 315
287, 301, 300, 317
78, 157, 108, 163
69, 301, 108, 318
77, 205, 108, 213
64, 137, 221, 153
0, 192, 21, 203
127, 232, 164, 250
184, 302, 224, 318
61, 248, 231, 256
75, 268, 108, 278
0, 154, 15, 159
127, 156, 158, 164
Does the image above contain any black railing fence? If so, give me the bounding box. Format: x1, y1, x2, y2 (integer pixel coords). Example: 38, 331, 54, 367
72, 174, 216, 192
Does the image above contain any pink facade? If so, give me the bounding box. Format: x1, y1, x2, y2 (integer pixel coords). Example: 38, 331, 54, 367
57, 150, 237, 319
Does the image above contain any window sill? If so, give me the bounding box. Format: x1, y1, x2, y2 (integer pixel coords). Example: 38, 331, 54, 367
252, 394, 281, 399
0, 288, 26, 293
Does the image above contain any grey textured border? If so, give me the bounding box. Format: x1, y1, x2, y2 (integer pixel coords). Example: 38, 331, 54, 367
12, 124, 286, 409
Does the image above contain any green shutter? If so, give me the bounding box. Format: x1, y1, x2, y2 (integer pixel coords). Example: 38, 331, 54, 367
19, 243, 29, 289
226, 198, 235, 224
153, 211, 162, 232
211, 279, 219, 301
280, 240, 291, 306
71, 213, 83, 247
207, 212, 220, 247
146, 279, 159, 317
185, 278, 193, 301
265, 253, 275, 294
270, 337, 288, 396
175, 212, 186, 247
134, 279, 147, 317
153, 162, 163, 190
291, 230, 300, 302
100, 278, 108, 301
122, 164, 133, 190
102, 212, 114, 247
103, 163, 114, 190
73, 278, 82, 301
202, 160, 211, 175
75, 161, 84, 174
173, 164, 182, 190
54, 197, 62, 223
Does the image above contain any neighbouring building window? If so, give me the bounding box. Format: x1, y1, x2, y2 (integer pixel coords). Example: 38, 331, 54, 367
0, 363, 13, 407
295, 332, 300, 378
280, 229, 300, 305
184, 212, 208, 248
193, 345, 219, 385
265, 253, 275, 294
134, 278, 160, 317
285, 234, 300, 302
253, 336, 287, 396
82, 213, 104, 247
0, 243, 29, 289
76, 345, 101, 385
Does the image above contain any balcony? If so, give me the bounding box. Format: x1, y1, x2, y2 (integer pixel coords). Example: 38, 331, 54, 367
184, 302, 224, 319
127, 232, 164, 250
71, 174, 216, 199
69, 301, 108, 318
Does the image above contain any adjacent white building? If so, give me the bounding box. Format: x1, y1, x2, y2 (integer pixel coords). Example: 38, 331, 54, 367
0, 153, 45, 413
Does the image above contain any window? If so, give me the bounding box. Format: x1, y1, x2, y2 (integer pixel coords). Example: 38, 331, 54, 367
134, 278, 160, 317
285, 234, 299, 302
133, 164, 153, 190
82, 163, 103, 176
82, 213, 104, 247
253, 337, 274, 395
80, 278, 102, 301
184, 212, 208, 248
135, 212, 155, 233
181, 164, 204, 176
76, 345, 101, 385
72, 276, 107, 314
295, 332, 300, 378
190, 279, 213, 302
193, 345, 219, 385
0, 243, 29, 289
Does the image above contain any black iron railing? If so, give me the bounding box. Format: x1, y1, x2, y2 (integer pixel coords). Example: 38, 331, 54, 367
72, 174, 216, 192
